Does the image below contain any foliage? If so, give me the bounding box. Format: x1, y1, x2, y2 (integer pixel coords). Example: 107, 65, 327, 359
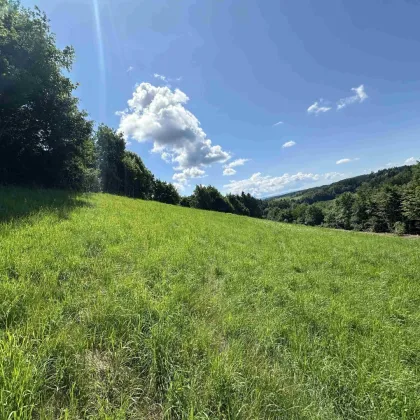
122, 151, 154, 199
402, 162, 420, 234
179, 196, 191, 207
270, 165, 412, 204
239, 192, 264, 218
266, 162, 420, 235
0, 0, 96, 190
0, 187, 419, 418
153, 179, 181, 205
226, 193, 250, 216
394, 221, 406, 236
304, 204, 324, 226
95, 124, 125, 194
190, 185, 233, 213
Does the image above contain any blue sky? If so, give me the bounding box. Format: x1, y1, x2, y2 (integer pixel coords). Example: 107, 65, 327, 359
23, 0, 420, 196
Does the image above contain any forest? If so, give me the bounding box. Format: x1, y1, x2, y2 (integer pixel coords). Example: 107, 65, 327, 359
265, 165, 420, 235
1, 0, 418, 234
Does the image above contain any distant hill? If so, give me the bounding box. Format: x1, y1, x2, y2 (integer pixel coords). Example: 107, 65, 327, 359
264, 163, 419, 234
267, 165, 412, 204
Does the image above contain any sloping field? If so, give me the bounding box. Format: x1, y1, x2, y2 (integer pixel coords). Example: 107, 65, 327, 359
0, 187, 419, 419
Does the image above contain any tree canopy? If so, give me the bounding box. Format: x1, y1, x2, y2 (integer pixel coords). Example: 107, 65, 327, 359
265, 162, 420, 234
0, 0, 96, 189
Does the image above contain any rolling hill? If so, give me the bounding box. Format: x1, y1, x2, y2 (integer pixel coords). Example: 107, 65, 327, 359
1, 187, 419, 418
267, 165, 412, 204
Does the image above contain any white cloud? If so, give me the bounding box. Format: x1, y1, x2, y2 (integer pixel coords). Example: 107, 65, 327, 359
153, 73, 182, 87
127, 66, 134, 73
336, 158, 351, 165
337, 85, 368, 110
273, 121, 283, 126
227, 158, 249, 168
153, 73, 167, 82
161, 152, 172, 163
224, 172, 321, 197
172, 167, 207, 191
282, 141, 296, 148
336, 158, 360, 165
223, 171, 349, 197
307, 101, 331, 115
324, 172, 345, 180
173, 183, 184, 192
223, 167, 237, 176
118, 82, 231, 185
222, 158, 249, 176
404, 157, 418, 165
173, 167, 206, 183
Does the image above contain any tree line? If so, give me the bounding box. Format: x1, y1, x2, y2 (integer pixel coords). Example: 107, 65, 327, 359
265, 163, 420, 235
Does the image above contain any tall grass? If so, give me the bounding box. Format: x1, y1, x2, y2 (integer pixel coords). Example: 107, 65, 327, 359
0, 187, 419, 419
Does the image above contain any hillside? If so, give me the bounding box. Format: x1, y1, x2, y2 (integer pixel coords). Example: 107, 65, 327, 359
264, 163, 420, 234
1, 187, 419, 418
267, 165, 412, 204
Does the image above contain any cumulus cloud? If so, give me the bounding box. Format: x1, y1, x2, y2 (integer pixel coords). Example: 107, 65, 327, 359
223, 171, 349, 197
404, 157, 418, 165
337, 85, 368, 110
224, 172, 321, 196
222, 158, 249, 176
223, 167, 237, 176
282, 141, 296, 148
273, 121, 283, 126
336, 158, 359, 165
118, 83, 231, 186
172, 167, 206, 188
307, 101, 331, 115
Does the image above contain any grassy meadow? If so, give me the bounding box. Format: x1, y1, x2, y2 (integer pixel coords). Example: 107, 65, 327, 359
0, 187, 419, 419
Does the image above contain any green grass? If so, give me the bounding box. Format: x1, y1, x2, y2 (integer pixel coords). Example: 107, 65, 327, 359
0, 187, 419, 419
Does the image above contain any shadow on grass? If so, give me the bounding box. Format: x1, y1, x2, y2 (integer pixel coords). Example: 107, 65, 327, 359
0, 186, 93, 225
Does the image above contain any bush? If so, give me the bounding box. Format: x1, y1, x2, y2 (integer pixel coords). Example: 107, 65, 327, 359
180, 197, 191, 207
393, 221, 406, 236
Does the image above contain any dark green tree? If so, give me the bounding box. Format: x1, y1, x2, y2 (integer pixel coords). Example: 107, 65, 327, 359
334, 192, 355, 230
122, 151, 154, 199
190, 185, 233, 213
240, 192, 263, 218
375, 185, 403, 232
265, 199, 294, 222
95, 125, 125, 194
226, 194, 250, 216
350, 192, 370, 230
402, 162, 420, 234
153, 179, 180, 205
292, 203, 309, 224
304, 205, 324, 226
0, 0, 96, 189
180, 196, 191, 207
